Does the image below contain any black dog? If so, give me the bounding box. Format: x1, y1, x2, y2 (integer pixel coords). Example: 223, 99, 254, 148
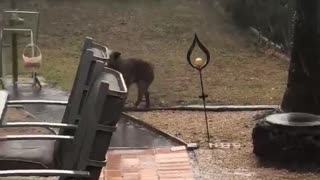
107, 51, 154, 108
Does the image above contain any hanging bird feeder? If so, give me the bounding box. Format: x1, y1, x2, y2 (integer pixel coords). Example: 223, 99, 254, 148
22, 43, 42, 69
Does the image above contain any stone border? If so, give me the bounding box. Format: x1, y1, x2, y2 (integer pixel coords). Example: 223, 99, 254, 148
121, 112, 199, 151
124, 105, 279, 112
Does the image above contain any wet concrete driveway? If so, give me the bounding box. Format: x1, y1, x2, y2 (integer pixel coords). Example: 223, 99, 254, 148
4, 78, 178, 148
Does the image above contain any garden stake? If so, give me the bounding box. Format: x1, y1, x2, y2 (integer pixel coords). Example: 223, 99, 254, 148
187, 33, 212, 148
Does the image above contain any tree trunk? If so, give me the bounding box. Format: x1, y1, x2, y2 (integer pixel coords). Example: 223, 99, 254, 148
281, 0, 320, 114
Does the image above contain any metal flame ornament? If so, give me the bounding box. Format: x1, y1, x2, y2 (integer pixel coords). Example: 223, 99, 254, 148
187, 33, 211, 71
187, 33, 212, 148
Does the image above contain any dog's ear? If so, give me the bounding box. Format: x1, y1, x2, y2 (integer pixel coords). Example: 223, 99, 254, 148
110, 51, 121, 60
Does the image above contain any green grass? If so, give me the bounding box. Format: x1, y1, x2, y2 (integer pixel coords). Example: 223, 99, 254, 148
25, 0, 288, 106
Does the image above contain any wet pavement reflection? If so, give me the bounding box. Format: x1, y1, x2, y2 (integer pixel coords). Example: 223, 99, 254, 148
4, 80, 178, 148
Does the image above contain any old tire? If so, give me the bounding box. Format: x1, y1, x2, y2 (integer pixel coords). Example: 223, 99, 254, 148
252, 119, 320, 163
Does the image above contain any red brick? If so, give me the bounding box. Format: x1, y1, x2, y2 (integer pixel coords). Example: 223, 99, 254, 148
158, 170, 193, 174
109, 149, 144, 156
155, 148, 171, 154
160, 178, 193, 180
120, 149, 147, 154
107, 155, 121, 170
140, 161, 157, 169
108, 150, 125, 155
141, 176, 159, 180
121, 149, 154, 158
158, 172, 194, 178
106, 170, 122, 178
122, 172, 140, 180
140, 169, 158, 177
155, 153, 188, 159
158, 162, 191, 166
121, 154, 140, 158
108, 154, 121, 160
140, 154, 155, 161
170, 146, 186, 152
121, 157, 140, 165
158, 166, 192, 171
107, 177, 123, 180
104, 148, 194, 180
142, 149, 156, 155
139, 155, 156, 168
156, 157, 189, 163
121, 158, 140, 173
158, 164, 191, 170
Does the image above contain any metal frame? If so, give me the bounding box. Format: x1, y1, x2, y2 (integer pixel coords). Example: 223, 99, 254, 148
73, 68, 127, 179
0, 9, 41, 89
3, 10, 41, 43
4, 37, 110, 105
3, 52, 103, 127
1, 122, 77, 129
0, 169, 90, 178
7, 99, 68, 105
0, 134, 74, 141
0, 28, 41, 88
0, 91, 8, 121
2, 37, 109, 129
91, 41, 110, 58
0, 43, 127, 179
0, 37, 128, 179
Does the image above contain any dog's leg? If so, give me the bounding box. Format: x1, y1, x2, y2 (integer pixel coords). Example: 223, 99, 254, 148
145, 90, 150, 108
135, 81, 147, 108
145, 82, 151, 108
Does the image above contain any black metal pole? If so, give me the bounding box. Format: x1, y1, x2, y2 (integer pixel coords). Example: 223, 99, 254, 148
11, 0, 18, 86
11, 0, 16, 9
11, 33, 18, 85
0, 32, 3, 87
187, 33, 211, 146
199, 70, 210, 144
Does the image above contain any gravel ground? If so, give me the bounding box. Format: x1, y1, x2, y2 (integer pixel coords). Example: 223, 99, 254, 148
130, 111, 265, 147
129, 111, 320, 180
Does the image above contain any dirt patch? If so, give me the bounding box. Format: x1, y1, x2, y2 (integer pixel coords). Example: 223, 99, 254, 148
129, 111, 320, 180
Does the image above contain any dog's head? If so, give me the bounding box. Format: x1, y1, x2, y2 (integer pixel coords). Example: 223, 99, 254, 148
109, 51, 121, 60
107, 50, 122, 67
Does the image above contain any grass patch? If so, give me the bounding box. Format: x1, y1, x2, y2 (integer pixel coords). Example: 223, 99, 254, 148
12, 0, 289, 106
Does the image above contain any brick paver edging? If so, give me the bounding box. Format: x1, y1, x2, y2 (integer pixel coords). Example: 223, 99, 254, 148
102, 146, 194, 180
